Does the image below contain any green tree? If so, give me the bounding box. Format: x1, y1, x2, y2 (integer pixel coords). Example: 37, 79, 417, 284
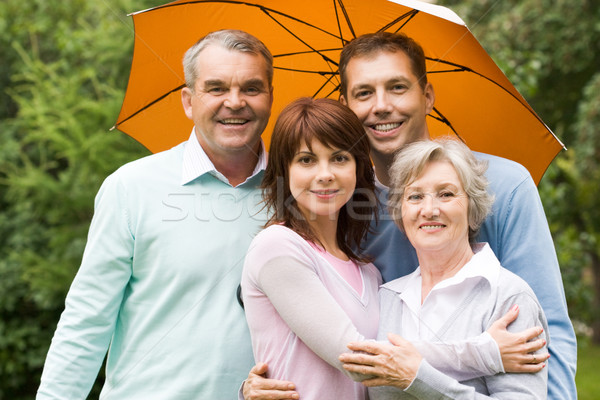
440, 0, 600, 341
554, 74, 600, 343
0, 0, 159, 396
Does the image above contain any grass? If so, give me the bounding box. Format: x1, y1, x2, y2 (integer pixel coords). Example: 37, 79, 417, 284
576, 337, 600, 400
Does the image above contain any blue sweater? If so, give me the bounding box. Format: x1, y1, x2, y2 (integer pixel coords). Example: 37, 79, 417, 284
364, 152, 577, 400
37, 142, 267, 399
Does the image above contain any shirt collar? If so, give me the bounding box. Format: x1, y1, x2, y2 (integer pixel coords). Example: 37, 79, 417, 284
449, 243, 501, 287
181, 128, 267, 186
382, 242, 501, 294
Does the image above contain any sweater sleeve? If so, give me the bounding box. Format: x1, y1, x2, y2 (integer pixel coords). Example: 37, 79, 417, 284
397, 293, 548, 400
410, 332, 503, 381
378, 287, 503, 383
255, 253, 370, 382
37, 172, 134, 399
482, 157, 576, 399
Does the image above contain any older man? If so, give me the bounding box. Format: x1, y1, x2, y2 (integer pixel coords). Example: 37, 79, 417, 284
37, 29, 273, 399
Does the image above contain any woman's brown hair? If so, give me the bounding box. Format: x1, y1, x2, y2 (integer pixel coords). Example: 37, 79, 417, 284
262, 97, 376, 262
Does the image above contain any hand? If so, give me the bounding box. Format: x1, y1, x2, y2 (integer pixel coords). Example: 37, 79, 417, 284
339, 333, 422, 389
242, 363, 299, 400
487, 305, 549, 373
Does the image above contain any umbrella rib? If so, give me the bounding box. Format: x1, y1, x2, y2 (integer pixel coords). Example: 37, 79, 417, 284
429, 107, 464, 143
427, 57, 548, 127
334, 0, 356, 40
132, 1, 430, 87
274, 48, 343, 58
116, 84, 186, 127
311, 72, 341, 98
333, 0, 345, 45
260, 7, 340, 67
383, 9, 420, 33
274, 66, 337, 76
144, 1, 344, 42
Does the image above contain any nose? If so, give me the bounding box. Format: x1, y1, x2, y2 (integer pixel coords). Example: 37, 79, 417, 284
317, 162, 334, 183
373, 89, 393, 116
224, 89, 246, 110
421, 194, 440, 218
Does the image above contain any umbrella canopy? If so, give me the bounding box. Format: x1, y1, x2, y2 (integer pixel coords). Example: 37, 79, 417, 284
113, 0, 564, 184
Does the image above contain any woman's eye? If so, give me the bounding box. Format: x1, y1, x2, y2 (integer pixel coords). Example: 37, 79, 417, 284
406, 193, 424, 202
334, 154, 349, 163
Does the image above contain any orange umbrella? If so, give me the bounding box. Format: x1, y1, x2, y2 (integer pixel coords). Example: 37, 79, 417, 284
113, 0, 564, 184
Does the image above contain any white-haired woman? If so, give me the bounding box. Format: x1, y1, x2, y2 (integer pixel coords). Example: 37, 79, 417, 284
340, 138, 549, 399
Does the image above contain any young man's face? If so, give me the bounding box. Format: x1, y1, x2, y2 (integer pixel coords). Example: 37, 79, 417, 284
340, 50, 434, 158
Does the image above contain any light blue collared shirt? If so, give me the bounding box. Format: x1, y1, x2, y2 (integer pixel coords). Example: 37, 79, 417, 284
181, 128, 267, 186
38, 135, 268, 399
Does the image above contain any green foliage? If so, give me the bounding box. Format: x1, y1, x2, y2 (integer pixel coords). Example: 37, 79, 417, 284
575, 337, 600, 399
0, 0, 161, 397
1, 0, 600, 396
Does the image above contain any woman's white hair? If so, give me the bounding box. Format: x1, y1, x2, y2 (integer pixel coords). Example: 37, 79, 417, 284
388, 137, 494, 242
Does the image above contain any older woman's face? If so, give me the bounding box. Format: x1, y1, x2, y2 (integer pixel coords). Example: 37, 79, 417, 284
401, 160, 470, 255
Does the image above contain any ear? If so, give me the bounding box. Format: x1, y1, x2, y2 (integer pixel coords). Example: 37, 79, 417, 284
181, 87, 194, 120
339, 94, 348, 106
424, 82, 435, 114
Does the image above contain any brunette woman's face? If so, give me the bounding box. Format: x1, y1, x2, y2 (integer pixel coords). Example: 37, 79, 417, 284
288, 139, 356, 223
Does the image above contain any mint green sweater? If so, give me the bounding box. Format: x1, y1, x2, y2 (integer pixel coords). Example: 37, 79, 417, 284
38, 142, 267, 399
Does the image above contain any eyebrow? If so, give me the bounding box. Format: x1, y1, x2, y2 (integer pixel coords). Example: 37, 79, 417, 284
202, 79, 226, 88
242, 78, 268, 89
350, 83, 373, 91
294, 148, 348, 157
349, 76, 412, 92
332, 149, 350, 155
202, 78, 268, 90
406, 182, 460, 190
294, 150, 314, 156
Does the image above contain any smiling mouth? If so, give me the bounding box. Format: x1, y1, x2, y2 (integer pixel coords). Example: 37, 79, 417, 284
372, 122, 402, 132
420, 224, 445, 230
311, 189, 339, 197
219, 118, 248, 125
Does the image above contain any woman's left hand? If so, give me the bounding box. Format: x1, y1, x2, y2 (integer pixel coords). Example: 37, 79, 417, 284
339, 333, 423, 389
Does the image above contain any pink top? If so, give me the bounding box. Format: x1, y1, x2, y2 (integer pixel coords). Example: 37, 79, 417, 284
242, 225, 381, 400
309, 242, 364, 296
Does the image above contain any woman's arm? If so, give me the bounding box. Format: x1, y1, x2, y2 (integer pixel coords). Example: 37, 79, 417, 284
256, 255, 371, 381
411, 306, 548, 381
340, 293, 548, 399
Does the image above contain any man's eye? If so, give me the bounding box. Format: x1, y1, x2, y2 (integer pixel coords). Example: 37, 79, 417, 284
391, 84, 408, 92
244, 87, 260, 94
207, 87, 226, 94
354, 90, 372, 99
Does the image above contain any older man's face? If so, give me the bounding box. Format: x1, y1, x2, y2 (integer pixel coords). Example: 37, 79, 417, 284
182, 45, 273, 161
